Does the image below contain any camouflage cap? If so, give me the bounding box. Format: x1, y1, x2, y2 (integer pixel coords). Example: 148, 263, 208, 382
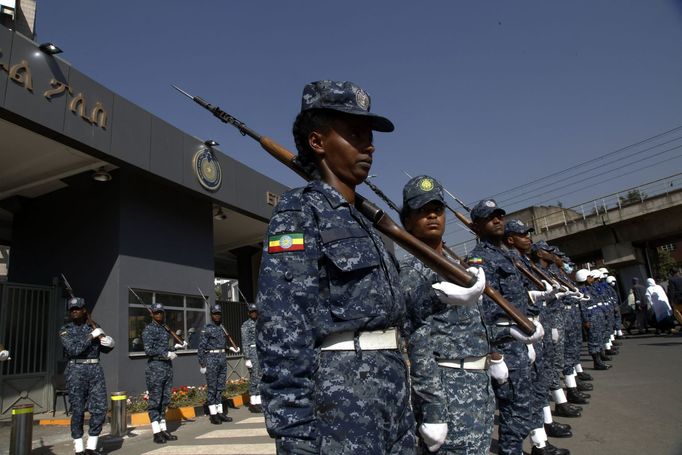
67, 297, 85, 309
402, 175, 445, 210
150, 302, 165, 313
301, 80, 394, 132
470, 199, 506, 222
248, 303, 258, 312
504, 219, 534, 236
210, 304, 222, 314
532, 240, 553, 252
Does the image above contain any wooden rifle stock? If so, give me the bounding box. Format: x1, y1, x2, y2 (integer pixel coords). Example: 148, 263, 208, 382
513, 260, 546, 290
174, 86, 535, 335
549, 271, 579, 292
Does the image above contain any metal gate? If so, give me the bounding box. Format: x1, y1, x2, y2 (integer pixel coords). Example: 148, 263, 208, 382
0, 283, 58, 415
218, 299, 250, 381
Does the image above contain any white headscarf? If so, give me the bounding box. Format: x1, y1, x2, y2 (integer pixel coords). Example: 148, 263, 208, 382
645, 278, 672, 321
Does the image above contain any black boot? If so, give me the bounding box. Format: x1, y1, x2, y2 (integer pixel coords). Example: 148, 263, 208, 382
577, 380, 593, 391
85, 451, 98, 455
592, 353, 611, 370
554, 402, 581, 418
577, 371, 593, 381
209, 414, 223, 425
566, 388, 589, 404
249, 403, 263, 413
605, 348, 619, 355
161, 430, 177, 441
531, 442, 571, 455
545, 422, 572, 438
153, 433, 167, 444
600, 350, 612, 361
219, 412, 233, 422
612, 340, 622, 346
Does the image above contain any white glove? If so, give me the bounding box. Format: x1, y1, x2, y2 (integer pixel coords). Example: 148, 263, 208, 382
554, 292, 567, 300
528, 290, 549, 304
0, 350, 9, 361
245, 359, 253, 369
100, 336, 115, 347
541, 280, 553, 292
174, 341, 188, 349
90, 328, 105, 339
489, 356, 508, 384
510, 320, 545, 344
431, 267, 485, 307
527, 343, 536, 363
580, 294, 591, 302
551, 328, 559, 343
200, 366, 207, 374
229, 346, 240, 353
166, 351, 177, 360
560, 285, 570, 292
419, 422, 448, 452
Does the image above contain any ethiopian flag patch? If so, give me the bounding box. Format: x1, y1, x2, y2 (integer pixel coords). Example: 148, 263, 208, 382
468, 257, 484, 265
268, 233, 304, 253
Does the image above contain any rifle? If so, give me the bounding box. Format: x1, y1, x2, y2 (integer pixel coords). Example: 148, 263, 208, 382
172, 85, 535, 335
129, 288, 185, 345
196, 286, 240, 352
61, 273, 104, 338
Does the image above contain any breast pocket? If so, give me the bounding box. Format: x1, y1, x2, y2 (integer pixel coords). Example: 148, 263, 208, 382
321, 228, 384, 321
496, 261, 518, 296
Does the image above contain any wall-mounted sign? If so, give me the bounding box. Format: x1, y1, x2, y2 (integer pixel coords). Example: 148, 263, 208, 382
0, 53, 108, 129
193, 147, 222, 192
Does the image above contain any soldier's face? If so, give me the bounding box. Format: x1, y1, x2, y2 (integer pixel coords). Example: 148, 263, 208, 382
309, 115, 374, 187
476, 214, 505, 238
507, 232, 532, 253
404, 201, 446, 243
211, 313, 222, 324
69, 307, 85, 321
249, 310, 258, 321
152, 311, 165, 323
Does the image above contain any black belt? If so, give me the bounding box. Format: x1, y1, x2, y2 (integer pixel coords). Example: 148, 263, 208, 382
148, 356, 170, 361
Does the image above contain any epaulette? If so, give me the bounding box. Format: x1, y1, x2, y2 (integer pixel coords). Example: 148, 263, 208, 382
273, 188, 305, 213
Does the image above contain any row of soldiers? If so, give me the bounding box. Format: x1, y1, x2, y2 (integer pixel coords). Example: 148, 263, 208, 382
254, 80, 625, 455
58, 298, 262, 454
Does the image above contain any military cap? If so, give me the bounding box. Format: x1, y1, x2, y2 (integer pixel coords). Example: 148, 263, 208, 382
150, 302, 165, 313
248, 303, 258, 312
301, 80, 394, 132
210, 304, 222, 314
67, 297, 85, 309
504, 219, 534, 236
532, 240, 554, 252
470, 199, 506, 222
402, 175, 445, 210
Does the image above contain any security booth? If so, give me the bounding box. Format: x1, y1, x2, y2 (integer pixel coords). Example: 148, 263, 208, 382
0, 26, 287, 415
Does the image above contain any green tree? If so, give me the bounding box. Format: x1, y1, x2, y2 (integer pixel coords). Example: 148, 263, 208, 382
655, 249, 677, 280
619, 189, 646, 205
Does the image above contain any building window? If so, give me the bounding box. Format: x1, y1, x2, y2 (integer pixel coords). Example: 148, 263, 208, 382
658, 243, 677, 253
128, 289, 206, 354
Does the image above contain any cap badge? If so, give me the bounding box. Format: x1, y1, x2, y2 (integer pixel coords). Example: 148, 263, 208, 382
419, 178, 434, 192
355, 89, 370, 111
485, 200, 496, 208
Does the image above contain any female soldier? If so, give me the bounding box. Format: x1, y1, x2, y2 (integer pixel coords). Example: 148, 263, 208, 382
256, 80, 415, 454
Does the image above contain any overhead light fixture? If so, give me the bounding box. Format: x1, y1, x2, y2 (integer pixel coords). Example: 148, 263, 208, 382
39, 42, 63, 55
92, 167, 112, 182
204, 140, 219, 147
213, 207, 227, 221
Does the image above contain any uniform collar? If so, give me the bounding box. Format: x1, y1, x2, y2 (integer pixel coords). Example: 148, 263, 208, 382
307, 180, 350, 209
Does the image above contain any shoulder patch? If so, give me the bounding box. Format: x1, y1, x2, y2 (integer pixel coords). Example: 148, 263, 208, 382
268, 233, 304, 253
468, 257, 484, 265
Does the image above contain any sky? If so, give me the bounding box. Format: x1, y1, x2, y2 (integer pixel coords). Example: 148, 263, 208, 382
35, 1, 682, 251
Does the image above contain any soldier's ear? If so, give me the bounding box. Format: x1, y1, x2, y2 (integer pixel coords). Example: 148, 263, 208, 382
308, 131, 326, 159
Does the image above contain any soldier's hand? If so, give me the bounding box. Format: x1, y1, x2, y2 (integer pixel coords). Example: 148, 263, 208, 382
510, 320, 544, 344
245, 359, 253, 369
166, 351, 177, 361
0, 350, 9, 361
100, 336, 115, 348
431, 268, 485, 307
527, 343, 536, 363
419, 422, 448, 452
551, 328, 559, 343
174, 342, 187, 349
229, 346, 240, 354
489, 356, 508, 384
200, 366, 207, 374
90, 328, 105, 339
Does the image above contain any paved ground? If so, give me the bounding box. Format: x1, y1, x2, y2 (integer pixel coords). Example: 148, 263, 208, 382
2, 333, 681, 454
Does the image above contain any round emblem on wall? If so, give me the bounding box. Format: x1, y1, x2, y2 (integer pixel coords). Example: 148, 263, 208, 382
193, 148, 222, 192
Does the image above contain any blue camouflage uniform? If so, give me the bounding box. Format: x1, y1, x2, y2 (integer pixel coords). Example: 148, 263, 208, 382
256, 180, 416, 455
241, 315, 261, 397
59, 320, 112, 439
401, 253, 494, 455
142, 320, 174, 424
580, 285, 603, 355
198, 320, 228, 407
468, 239, 532, 455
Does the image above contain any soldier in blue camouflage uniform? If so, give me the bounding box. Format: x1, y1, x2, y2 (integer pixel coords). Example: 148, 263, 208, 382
399, 176, 492, 454
142, 303, 183, 444
241, 303, 262, 413
256, 80, 416, 454
198, 304, 236, 424
59, 297, 115, 455
575, 271, 611, 370
504, 221, 575, 443
467, 200, 551, 455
